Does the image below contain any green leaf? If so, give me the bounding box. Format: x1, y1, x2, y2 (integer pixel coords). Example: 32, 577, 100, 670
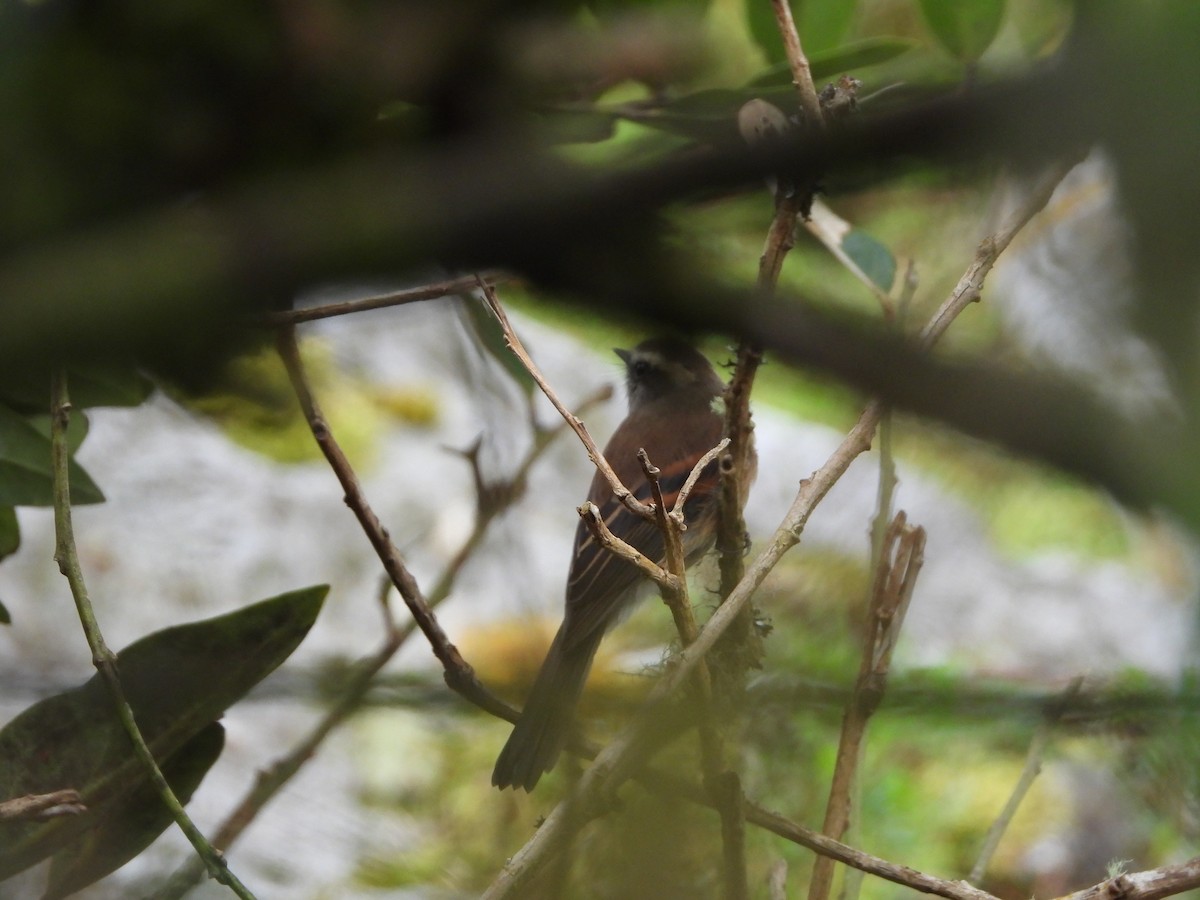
539, 108, 619, 145
41, 723, 225, 900
0, 585, 327, 881
612, 88, 767, 143
25, 409, 90, 456
841, 229, 897, 293
0, 599, 10, 626
0, 365, 153, 415
1009, 0, 1073, 58
616, 34, 915, 143
0, 506, 18, 563
462, 298, 536, 398
918, 0, 1006, 62
747, 37, 919, 87
747, 0, 859, 64
0, 404, 104, 507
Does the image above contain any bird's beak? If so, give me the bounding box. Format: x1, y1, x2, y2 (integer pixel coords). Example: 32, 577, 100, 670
613, 347, 631, 364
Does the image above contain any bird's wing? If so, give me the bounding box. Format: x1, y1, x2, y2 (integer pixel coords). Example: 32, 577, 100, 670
560, 451, 720, 652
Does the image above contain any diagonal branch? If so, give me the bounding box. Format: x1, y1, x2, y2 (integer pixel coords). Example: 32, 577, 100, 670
258, 271, 511, 326
275, 325, 512, 720
50, 372, 257, 900
481, 279, 655, 522
808, 513, 926, 900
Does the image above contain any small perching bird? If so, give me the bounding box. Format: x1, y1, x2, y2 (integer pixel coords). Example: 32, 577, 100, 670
492, 337, 752, 791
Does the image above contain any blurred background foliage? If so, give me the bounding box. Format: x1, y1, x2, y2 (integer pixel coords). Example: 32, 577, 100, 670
3, 0, 1200, 897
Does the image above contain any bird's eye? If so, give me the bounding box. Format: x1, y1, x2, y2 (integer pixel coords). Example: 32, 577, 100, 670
632, 359, 651, 377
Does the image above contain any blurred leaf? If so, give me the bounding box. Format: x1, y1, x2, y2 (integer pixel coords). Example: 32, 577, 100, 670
25, 410, 90, 456
462, 298, 536, 398
0, 404, 103, 507
41, 723, 225, 900
539, 108, 619, 145
0, 366, 153, 414
1009, 0, 1073, 58
748, 37, 919, 87
615, 33, 915, 142
841, 229, 896, 293
0, 599, 10, 626
918, 0, 1006, 62
0, 585, 327, 881
612, 88, 767, 143
587, 0, 711, 17
747, 0, 859, 63
0, 506, 18, 563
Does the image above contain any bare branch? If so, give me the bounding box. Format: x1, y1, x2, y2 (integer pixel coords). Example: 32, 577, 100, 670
577, 501, 677, 590
769, 0, 825, 128
809, 513, 926, 900
1055, 859, 1200, 900
0, 790, 86, 822
258, 271, 511, 326
275, 326, 512, 720
919, 156, 1083, 349
968, 676, 1085, 884
481, 280, 654, 522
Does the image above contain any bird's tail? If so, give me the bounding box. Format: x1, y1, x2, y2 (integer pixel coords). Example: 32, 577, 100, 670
492, 626, 601, 791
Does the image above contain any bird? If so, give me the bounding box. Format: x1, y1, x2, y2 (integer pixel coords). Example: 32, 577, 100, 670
492, 336, 753, 791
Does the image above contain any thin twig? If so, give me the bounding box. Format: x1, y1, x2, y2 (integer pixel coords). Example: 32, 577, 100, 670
739, 795, 998, 900
49, 371, 257, 900
919, 156, 1082, 350
578, 501, 677, 588
808, 514, 926, 900
714, 770, 750, 900
674, 438, 730, 520
0, 790, 85, 822
769, 0, 825, 128
258, 271, 511, 326
638, 450, 693, 634
712, 205, 792, 895
767, 859, 789, 900
480, 279, 654, 521
429, 384, 614, 608
967, 676, 1085, 884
